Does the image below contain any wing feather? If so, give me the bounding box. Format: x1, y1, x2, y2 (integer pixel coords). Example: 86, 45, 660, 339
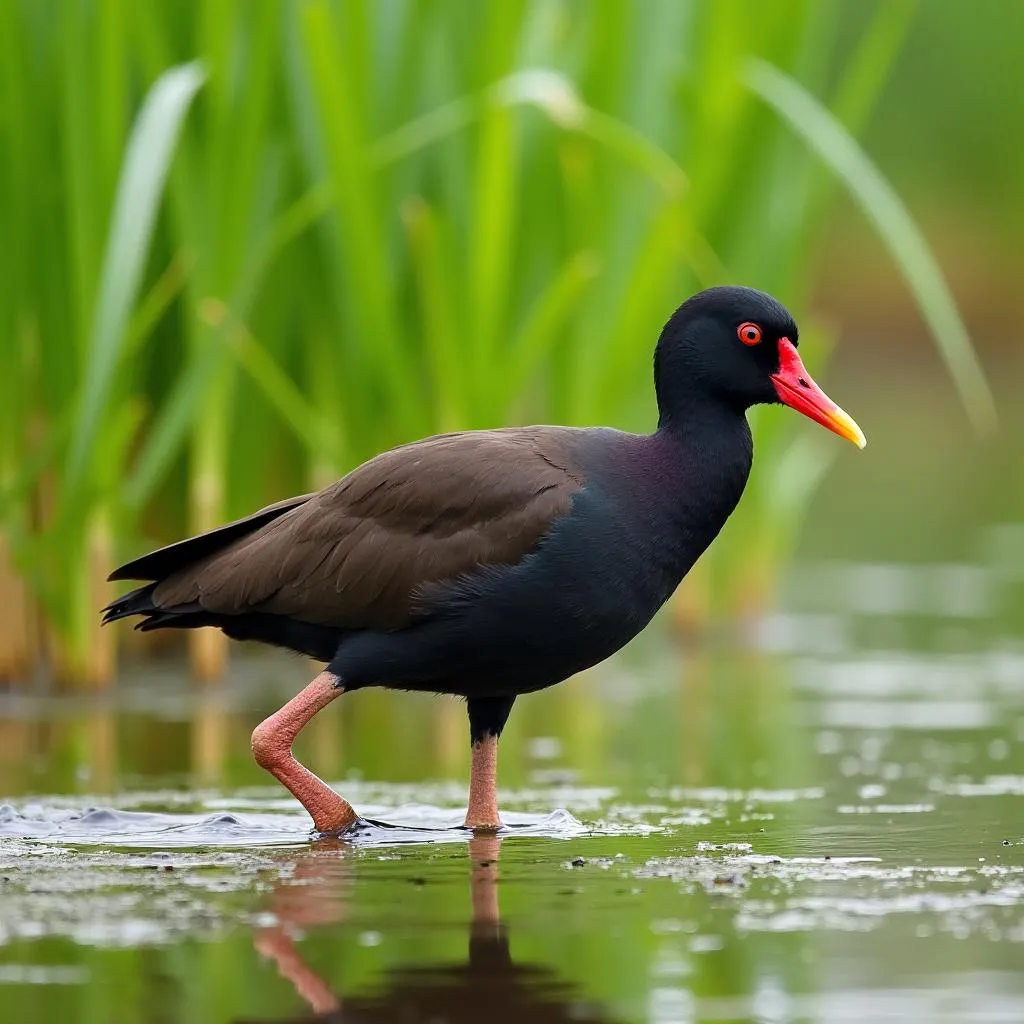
152, 428, 583, 630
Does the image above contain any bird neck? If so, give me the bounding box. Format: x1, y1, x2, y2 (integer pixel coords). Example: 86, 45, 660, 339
650, 391, 754, 532
655, 382, 749, 446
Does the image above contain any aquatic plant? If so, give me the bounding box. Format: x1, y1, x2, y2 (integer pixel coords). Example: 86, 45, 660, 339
0, 0, 991, 686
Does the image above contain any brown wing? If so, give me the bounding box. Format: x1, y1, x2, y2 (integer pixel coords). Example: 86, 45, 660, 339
152, 427, 585, 630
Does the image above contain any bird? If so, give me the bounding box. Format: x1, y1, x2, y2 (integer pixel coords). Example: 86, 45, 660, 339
103, 285, 865, 836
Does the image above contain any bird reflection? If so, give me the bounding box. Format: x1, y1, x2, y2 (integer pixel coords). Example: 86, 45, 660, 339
243, 836, 614, 1023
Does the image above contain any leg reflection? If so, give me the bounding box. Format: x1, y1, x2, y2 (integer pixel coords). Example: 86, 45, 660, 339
246, 835, 614, 1023
251, 839, 350, 1017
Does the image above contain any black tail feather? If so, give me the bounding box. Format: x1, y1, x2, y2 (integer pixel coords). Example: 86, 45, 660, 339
101, 583, 160, 625
102, 583, 207, 632
135, 609, 210, 631
103, 583, 342, 661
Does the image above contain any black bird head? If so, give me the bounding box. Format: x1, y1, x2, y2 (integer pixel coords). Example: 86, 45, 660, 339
654, 285, 865, 448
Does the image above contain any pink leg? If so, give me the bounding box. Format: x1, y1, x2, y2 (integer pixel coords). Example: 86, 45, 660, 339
464, 735, 501, 832
251, 671, 357, 834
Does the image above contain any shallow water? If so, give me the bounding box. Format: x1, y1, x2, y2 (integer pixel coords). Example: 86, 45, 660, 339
2, 543, 1024, 1021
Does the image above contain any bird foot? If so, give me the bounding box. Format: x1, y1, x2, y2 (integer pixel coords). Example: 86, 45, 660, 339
463, 817, 503, 833
308, 798, 360, 836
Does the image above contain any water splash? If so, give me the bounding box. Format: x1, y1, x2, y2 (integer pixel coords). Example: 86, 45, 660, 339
0, 801, 587, 849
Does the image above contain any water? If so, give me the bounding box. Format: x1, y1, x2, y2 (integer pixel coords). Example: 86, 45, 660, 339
1, 564, 1023, 1023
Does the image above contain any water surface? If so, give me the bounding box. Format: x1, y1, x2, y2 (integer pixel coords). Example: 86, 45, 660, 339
2, 552, 1023, 1023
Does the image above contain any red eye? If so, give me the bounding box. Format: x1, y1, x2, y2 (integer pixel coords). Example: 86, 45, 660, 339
738, 322, 762, 346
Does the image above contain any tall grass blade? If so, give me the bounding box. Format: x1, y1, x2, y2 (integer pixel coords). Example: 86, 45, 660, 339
66, 61, 205, 486
745, 58, 996, 435
122, 342, 224, 512
223, 321, 340, 464
300, 0, 421, 437
504, 249, 601, 413
404, 198, 466, 432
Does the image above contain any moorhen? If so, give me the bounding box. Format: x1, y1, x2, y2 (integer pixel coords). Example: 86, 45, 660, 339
104, 286, 865, 834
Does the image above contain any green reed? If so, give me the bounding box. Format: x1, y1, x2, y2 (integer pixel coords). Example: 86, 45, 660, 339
0, 0, 993, 685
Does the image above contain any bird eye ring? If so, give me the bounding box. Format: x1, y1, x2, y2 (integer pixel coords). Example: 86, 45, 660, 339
737, 322, 762, 346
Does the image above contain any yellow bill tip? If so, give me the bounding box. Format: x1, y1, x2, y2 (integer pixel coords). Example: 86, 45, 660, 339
831, 406, 867, 449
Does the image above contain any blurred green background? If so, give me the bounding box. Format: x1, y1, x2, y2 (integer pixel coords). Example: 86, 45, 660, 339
0, 0, 1019, 687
